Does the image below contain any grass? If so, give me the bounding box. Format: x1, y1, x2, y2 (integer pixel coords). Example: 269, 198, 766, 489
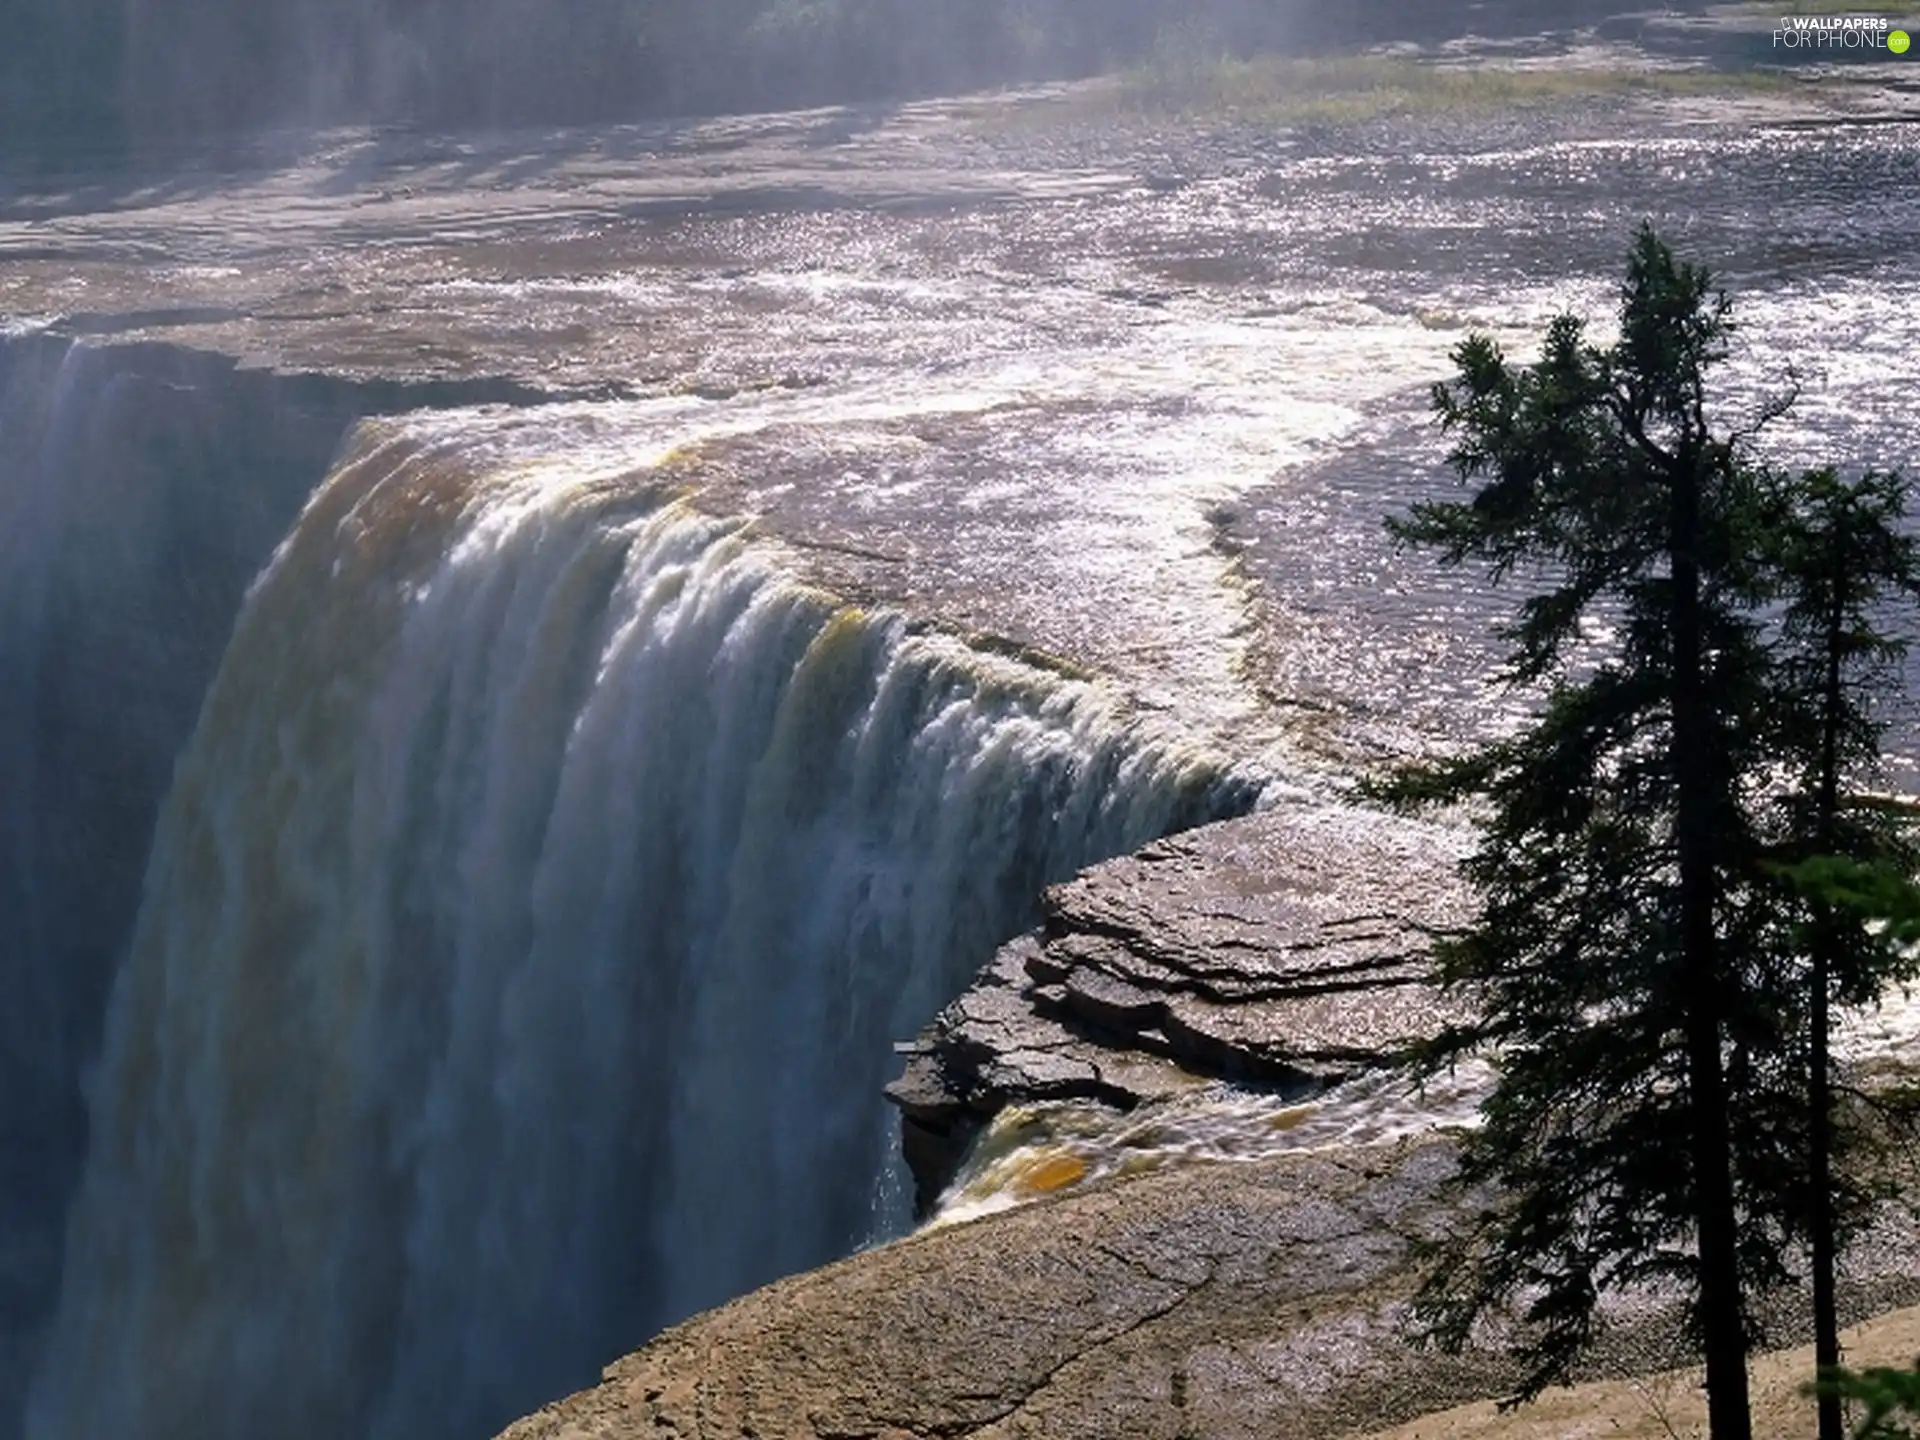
1352, 1303, 1920, 1439
1086, 52, 1805, 125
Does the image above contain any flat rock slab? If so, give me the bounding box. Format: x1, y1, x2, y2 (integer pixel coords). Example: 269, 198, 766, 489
887, 804, 1473, 1208
494, 1139, 1920, 1440
494, 1142, 1508, 1440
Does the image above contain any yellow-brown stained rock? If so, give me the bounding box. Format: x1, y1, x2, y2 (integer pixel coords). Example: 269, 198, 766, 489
1012, 1151, 1089, 1197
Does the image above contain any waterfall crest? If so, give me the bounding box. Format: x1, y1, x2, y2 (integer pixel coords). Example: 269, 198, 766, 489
29, 422, 1256, 1440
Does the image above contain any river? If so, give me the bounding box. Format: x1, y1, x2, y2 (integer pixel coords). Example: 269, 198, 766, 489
3, 40, 1918, 1440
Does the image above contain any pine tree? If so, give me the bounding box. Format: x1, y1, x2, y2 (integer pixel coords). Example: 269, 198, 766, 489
1381, 225, 1814, 1439
1813, 1362, 1920, 1439
1767, 467, 1920, 1440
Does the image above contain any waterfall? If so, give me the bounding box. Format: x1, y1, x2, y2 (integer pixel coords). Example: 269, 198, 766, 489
0, 334, 369, 1438
0, 334, 545, 1439
28, 420, 1256, 1440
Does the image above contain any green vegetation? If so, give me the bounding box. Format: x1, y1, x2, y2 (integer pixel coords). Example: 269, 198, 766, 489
0, 0, 1304, 151
1769, 469, 1920, 1440
1, 0, 1838, 156
1380, 225, 1920, 1440
1814, 1365, 1920, 1439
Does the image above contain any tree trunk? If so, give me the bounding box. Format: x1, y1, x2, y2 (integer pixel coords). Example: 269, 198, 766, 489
1812, 567, 1847, 1440
1670, 453, 1755, 1440
1811, 931, 1843, 1440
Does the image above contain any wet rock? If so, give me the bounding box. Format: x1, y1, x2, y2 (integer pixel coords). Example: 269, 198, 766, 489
886, 804, 1473, 1211
497, 797, 1920, 1440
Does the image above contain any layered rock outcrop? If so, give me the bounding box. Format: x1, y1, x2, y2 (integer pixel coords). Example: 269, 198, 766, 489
886, 805, 1473, 1209
496, 805, 1920, 1440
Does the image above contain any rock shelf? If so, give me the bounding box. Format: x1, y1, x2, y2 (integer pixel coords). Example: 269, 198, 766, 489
887, 805, 1474, 1210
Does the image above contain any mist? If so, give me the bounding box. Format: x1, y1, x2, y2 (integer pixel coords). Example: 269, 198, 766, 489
0, 0, 1726, 164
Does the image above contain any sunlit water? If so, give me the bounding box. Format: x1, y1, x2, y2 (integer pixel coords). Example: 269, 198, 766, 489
4, 84, 1919, 1438
932, 1063, 1498, 1227
933, 985, 1920, 1226
832, 109, 1920, 1220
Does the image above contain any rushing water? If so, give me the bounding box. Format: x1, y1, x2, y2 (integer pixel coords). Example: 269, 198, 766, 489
20, 421, 1250, 1440
932, 984, 1920, 1229
3, 77, 1918, 1440
903, 101, 1920, 1222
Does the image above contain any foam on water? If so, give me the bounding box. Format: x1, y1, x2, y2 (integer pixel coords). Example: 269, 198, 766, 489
26, 422, 1256, 1440
8, 98, 1919, 1440
932, 1063, 1496, 1228
934, 988, 1920, 1228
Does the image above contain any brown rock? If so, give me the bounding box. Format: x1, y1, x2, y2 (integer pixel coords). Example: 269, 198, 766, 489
496, 1142, 1920, 1440
495, 1143, 1510, 1440
886, 804, 1474, 1208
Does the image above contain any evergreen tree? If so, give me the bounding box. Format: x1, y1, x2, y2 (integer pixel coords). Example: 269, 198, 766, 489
1813, 1363, 1920, 1440
1382, 225, 1811, 1440
1767, 467, 1920, 1440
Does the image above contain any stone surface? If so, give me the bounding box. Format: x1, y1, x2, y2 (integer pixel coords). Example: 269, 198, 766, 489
492, 1138, 1920, 1440
887, 803, 1474, 1209
1356, 1305, 1920, 1440
495, 1142, 1507, 1440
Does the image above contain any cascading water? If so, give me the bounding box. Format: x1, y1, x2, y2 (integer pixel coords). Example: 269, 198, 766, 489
0, 334, 377, 1436
0, 333, 546, 1439
26, 420, 1257, 1440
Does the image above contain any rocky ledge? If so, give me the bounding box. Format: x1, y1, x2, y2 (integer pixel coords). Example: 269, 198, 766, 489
886, 804, 1474, 1210
497, 803, 1920, 1440
495, 1132, 1920, 1440
498, 1140, 1508, 1440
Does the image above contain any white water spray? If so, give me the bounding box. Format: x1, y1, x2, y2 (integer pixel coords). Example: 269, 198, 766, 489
27, 421, 1254, 1440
